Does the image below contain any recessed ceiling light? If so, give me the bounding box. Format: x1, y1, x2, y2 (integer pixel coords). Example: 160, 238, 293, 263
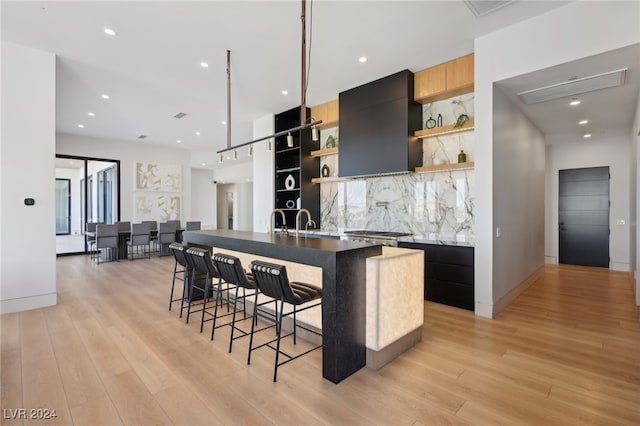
77, 124, 85, 128
201, 162, 206, 166
200, 62, 209, 68
87, 112, 95, 117
195, 131, 201, 136
101, 94, 110, 100
103, 28, 117, 36
583, 133, 592, 138
569, 98, 581, 106
359, 56, 367, 63
281, 90, 289, 95
176, 139, 182, 144
221, 121, 226, 125
579, 120, 589, 125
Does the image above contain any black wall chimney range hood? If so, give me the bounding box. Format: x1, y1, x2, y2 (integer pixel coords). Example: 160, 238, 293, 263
338, 70, 422, 178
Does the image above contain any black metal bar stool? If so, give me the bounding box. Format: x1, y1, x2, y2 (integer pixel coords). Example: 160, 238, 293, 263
168, 242, 190, 317
184, 247, 222, 329
212, 253, 275, 353
248, 260, 322, 382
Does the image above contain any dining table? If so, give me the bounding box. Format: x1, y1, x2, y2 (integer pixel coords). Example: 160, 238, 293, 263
85, 227, 185, 259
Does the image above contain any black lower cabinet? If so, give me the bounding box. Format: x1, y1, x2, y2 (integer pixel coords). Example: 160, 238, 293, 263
398, 242, 474, 311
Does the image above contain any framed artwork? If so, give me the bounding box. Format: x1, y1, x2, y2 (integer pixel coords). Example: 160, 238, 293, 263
134, 194, 181, 222
135, 162, 182, 192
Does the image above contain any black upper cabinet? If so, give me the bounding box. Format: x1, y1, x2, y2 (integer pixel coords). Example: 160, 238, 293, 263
339, 70, 422, 177
273, 106, 320, 230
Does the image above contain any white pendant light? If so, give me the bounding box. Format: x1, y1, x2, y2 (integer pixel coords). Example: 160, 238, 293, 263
267, 139, 272, 151
233, 150, 238, 160
287, 133, 294, 147
312, 126, 319, 142
218, 154, 223, 163
248, 145, 253, 156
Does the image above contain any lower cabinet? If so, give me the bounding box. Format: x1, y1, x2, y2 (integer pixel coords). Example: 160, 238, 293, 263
398, 242, 474, 311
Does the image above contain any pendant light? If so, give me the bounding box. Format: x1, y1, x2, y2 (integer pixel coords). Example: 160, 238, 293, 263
287, 133, 294, 147
248, 145, 253, 156
311, 126, 319, 142
218, 153, 223, 163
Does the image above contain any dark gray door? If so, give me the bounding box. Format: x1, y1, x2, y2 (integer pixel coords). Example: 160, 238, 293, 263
559, 167, 609, 267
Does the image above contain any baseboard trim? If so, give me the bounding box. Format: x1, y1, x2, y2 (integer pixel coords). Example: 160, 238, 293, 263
0, 293, 57, 315
492, 265, 544, 317
366, 326, 422, 370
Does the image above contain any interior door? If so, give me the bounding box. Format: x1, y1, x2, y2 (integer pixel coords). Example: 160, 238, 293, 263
559, 166, 610, 267
55, 178, 71, 235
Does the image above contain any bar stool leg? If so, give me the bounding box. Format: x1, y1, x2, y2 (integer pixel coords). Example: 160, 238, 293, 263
228, 285, 241, 353
247, 290, 260, 365
200, 274, 210, 333
273, 298, 286, 382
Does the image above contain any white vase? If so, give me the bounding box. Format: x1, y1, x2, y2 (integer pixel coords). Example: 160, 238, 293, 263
284, 174, 295, 190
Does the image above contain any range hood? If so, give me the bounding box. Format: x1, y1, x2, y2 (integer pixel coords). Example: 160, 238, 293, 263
338, 70, 422, 177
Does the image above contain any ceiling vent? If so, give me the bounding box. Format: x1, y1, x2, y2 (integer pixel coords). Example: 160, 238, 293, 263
173, 112, 187, 119
517, 68, 627, 105
137, 135, 148, 139
464, 0, 514, 17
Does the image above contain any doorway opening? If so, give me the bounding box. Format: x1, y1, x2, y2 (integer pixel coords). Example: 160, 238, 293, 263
55, 155, 121, 256
559, 166, 610, 267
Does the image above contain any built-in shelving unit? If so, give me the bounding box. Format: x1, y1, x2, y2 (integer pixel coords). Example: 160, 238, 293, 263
310, 147, 339, 158
274, 106, 320, 229
415, 161, 474, 174
414, 121, 474, 139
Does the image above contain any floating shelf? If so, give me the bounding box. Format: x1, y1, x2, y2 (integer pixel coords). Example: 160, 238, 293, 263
311, 176, 347, 184
310, 147, 339, 158
414, 120, 474, 139
416, 161, 474, 174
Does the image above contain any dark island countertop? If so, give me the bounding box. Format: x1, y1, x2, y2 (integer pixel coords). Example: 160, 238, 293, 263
182, 229, 383, 383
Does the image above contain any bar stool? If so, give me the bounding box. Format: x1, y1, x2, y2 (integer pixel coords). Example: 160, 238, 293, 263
184, 247, 218, 328
248, 260, 322, 382
212, 253, 268, 353
168, 242, 190, 317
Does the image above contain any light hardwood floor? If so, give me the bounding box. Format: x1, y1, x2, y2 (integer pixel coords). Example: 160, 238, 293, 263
1, 256, 639, 425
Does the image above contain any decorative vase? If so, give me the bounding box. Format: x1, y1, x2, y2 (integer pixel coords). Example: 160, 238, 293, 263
286, 199, 295, 209
425, 116, 436, 129
458, 150, 467, 163
284, 174, 295, 190
321, 164, 330, 177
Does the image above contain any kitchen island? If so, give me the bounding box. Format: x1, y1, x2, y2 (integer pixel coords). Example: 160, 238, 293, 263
182, 229, 382, 383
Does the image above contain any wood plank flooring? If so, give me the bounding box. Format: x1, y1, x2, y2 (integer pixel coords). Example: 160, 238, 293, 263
1, 256, 639, 425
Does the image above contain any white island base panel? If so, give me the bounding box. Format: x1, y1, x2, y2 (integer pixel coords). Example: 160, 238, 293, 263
365, 247, 424, 370
214, 245, 424, 370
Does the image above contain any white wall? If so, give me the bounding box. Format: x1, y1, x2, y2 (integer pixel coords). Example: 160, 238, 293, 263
252, 114, 275, 232
215, 182, 253, 231
492, 88, 546, 305
1, 41, 57, 313
474, 0, 640, 317
546, 136, 631, 271
56, 133, 192, 223
190, 168, 216, 229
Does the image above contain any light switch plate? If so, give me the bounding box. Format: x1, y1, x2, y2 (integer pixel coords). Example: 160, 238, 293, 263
616, 219, 626, 225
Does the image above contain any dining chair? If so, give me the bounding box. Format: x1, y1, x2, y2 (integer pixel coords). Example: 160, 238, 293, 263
186, 221, 201, 231
158, 221, 178, 256
85, 221, 103, 260
127, 223, 151, 259
95, 224, 119, 263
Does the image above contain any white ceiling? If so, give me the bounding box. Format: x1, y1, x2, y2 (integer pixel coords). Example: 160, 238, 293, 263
2, 0, 580, 170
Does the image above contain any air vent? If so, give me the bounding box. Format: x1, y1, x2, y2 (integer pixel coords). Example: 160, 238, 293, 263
137, 135, 148, 139
464, 0, 514, 17
517, 69, 627, 105
173, 112, 187, 119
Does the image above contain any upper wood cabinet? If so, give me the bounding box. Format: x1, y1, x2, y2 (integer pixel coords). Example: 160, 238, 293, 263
310, 99, 339, 129
414, 53, 474, 104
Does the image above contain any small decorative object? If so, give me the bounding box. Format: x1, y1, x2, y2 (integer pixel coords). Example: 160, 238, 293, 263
425, 116, 437, 129
296, 197, 301, 209
284, 174, 295, 190
454, 113, 470, 128
458, 150, 467, 163
286, 199, 295, 209
321, 164, 330, 177
325, 135, 336, 148
437, 113, 443, 127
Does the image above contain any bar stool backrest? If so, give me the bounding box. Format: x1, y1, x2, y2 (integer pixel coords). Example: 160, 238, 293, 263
169, 242, 189, 268
213, 253, 254, 289
186, 247, 220, 278
249, 261, 296, 303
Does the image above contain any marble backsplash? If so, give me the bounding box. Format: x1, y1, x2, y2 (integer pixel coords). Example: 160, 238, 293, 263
317, 94, 475, 243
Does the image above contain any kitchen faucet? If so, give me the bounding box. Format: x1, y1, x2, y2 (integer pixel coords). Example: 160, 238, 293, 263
269, 209, 287, 235
295, 208, 315, 236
